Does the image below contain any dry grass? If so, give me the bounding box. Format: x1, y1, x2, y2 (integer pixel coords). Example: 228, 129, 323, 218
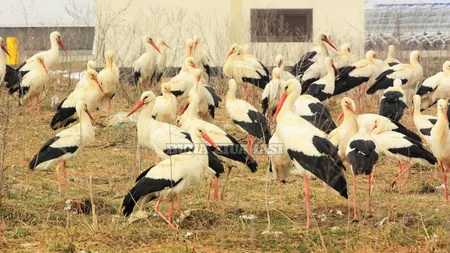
1, 71, 450, 253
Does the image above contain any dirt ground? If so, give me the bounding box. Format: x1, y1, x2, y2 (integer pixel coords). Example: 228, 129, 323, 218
0, 72, 449, 253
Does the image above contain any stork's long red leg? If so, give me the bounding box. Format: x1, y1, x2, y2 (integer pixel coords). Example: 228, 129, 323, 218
352, 174, 359, 222
154, 196, 176, 229
56, 160, 64, 193
440, 162, 449, 203
304, 173, 311, 228
213, 176, 219, 201
397, 161, 405, 193
206, 178, 212, 201
220, 167, 232, 201
107, 98, 112, 117
276, 167, 283, 207
391, 163, 412, 187
244, 88, 249, 102
247, 135, 254, 156
168, 199, 174, 223
368, 173, 373, 218
177, 195, 181, 212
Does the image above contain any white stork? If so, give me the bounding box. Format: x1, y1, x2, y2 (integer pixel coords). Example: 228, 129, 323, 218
273, 79, 348, 228
293, 94, 337, 134
415, 61, 450, 111
290, 33, 339, 92
305, 57, 338, 102
29, 101, 95, 192
223, 44, 269, 101
50, 70, 104, 130
413, 95, 440, 144
367, 50, 423, 94
17, 55, 49, 118
379, 79, 407, 122
274, 55, 295, 81
346, 130, 379, 222
133, 35, 161, 90
384, 45, 401, 67
192, 36, 211, 82
151, 40, 171, 84
121, 124, 220, 229
152, 82, 178, 124
169, 57, 197, 113
370, 117, 437, 192
334, 44, 357, 69
430, 99, 450, 203
261, 67, 284, 117
226, 79, 271, 155
98, 51, 120, 115
0, 37, 10, 85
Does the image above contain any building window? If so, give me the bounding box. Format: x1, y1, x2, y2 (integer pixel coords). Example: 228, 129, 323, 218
250, 9, 313, 43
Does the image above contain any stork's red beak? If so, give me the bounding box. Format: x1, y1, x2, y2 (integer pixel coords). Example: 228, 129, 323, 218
337, 110, 344, 122
273, 92, 287, 122
202, 133, 222, 152
180, 102, 190, 115
163, 41, 171, 50
85, 109, 95, 122
94, 77, 104, 93
443, 108, 448, 122
332, 63, 339, 75
370, 124, 377, 134
127, 100, 144, 117
57, 39, 68, 54
150, 41, 161, 54
325, 39, 338, 52
193, 41, 198, 50
41, 61, 48, 74
1, 45, 11, 57
226, 51, 233, 60
348, 104, 357, 116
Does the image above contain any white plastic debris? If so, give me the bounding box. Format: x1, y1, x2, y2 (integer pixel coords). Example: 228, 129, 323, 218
331, 226, 340, 231
109, 112, 138, 126
51, 96, 59, 107
375, 217, 389, 227
336, 210, 343, 216
64, 199, 72, 211
261, 230, 283, 235
184, 232, 193, 238
437, 183, 446, 189
319, 214, 327, 222
239, 214, 256, 220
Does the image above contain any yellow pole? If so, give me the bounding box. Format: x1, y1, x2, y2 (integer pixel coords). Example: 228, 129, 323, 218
6, 37, 19, 65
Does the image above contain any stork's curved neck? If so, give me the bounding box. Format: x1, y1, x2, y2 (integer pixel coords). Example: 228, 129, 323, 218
79, 110, 93, 129
326, 62, 335, 78
278, 90, 299, 121
139, 101, 156, 123
388, 47, 394, 58
0, 50, 5, 63
444, 67, 450, 75
106, 58, 114, 70
50, 37, 59, 52
226, 84, 238, 102
182, 63, 194, 73
342, 107, 359, 130
410, 55, 420, 66
318, 41, 329, 56
413, 101, 422, 117
435, 110, 449, 140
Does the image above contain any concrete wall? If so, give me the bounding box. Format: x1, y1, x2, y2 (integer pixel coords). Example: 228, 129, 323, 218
95, 0, 364, 67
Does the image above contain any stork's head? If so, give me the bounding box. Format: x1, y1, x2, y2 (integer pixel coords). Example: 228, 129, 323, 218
340, 44, 351, 54
410, 50, 420, 64
186, 39, 194, 56
317, 33, 338, 52
126, 91, 156, 117
227, 43, 241, 60
366, 50, 377, 61
275, 55, 284, 68
75, 100, 95, 122
144, 35, 161, 54
87, 60, 96, 71
185, 57, 196, 69
86, 69, 104, 93
51, 31, 67, 54
443, 61, 450, 73
161, 82, 171, 94
437, 99, 448, 122
35, 54, 48, 74
192, 36, 199, 49
0, 37, 11, 57
272, 67, 281, 79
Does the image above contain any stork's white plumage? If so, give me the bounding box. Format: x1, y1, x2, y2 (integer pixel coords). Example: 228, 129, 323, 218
358, 113, 422, 142
413, 95, 438, 144
430, 99, 450, 203
133, 36, 161, 90
305, 57, 338, 101
19, 31, 67, 72
367, 50, 423, 94
152, 82, 177, 124
18, 55, 49, 116
87, 60, 96, 71
50, 69, 104, 130
121, 124, 220, 228
0, 37, 10, 85
290, 33, 338, 92
328, 97, 359, 160
98, 51, 120, 114
273, 79, 348, 228
261, 67, 284, 116
274, 55, 295, 81
170, 57, 197, 112
29, 101, 95, 192
334, 44, 357, 69
192, 36, 211, 82
379, 79, 407, 122
226, 79, 271, 155
384, 45, 401, 67
416, 61, 450, 111
151, 40, 171, 84
223, 44, 269, 101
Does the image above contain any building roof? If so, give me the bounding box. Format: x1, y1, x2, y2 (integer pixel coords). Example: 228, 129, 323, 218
0, 0, 94, 27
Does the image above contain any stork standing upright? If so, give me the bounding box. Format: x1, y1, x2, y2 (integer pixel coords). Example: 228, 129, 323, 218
415, 61, 450, 111
151, 40, 171, 85
170, 57, 197, 113
133, 36, 161, 90
226, 79, 271, 155
98, 51, 120, 115
367, 51, 423, 95
152, 82, 178, 124
384, 45, 401, 67
50, 70, 104, 130
223, 44, 269, 102
29, 101, 95, 193
0, 37, 11, 85
430, 99, 450, 203
413, 95, 439, 144
192, 36, 212, 83
273, 79, 348, 228
290, 33, 339, 92
305, 57, 338, 102
379, 79, 407, 122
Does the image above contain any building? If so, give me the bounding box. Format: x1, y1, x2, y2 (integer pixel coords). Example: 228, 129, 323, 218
95, 0, 365, 68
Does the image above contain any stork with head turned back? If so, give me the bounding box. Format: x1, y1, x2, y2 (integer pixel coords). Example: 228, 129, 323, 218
379, 79, 407, 122
50, 70, 104, 130
223, 44, 269, 102
273, 79, 348, 228
415, 61, 450, 111
226, 79, 271, 156
290, 33, 339, 92
261, 67, 284, 117
192, 36, 211, 83
412, 95, 442, 145
151, 82, 178, 124
29, 101, 95, 193
305, 57, 338, 102
98, 51, 120, 115
430, 99, 450, 203
367, 50, 423, 95
274, 55, 296, 81
133, 35, 161, 90
334, 44, 357, 69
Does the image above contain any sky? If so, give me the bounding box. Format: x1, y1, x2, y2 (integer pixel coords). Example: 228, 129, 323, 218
0, 0, 94, 27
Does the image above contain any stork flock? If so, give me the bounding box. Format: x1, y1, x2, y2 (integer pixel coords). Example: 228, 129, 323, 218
2, 30, 450, 230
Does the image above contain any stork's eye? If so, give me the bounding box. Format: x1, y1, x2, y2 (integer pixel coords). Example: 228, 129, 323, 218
144, 96, 148, 100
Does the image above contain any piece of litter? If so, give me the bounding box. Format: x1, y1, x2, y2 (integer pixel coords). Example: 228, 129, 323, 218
64, 199, 72, 211
331, 226, 340, 231
239, 214, 256, 220
375, 217, 389, 227
51, 96, 59, 107
336, 210, 343, 216
319, 214, 327, 222
436, 184, 445, 189
184, 232, 193, 238
261, 230, 283, 235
